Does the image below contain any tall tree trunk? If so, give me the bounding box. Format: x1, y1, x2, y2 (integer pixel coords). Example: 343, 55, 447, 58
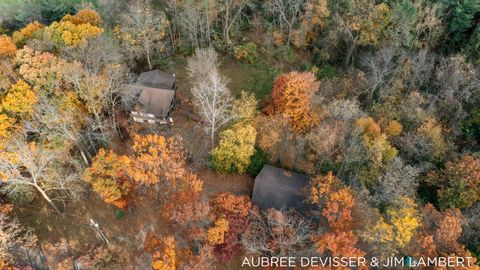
35, 185, 62, 215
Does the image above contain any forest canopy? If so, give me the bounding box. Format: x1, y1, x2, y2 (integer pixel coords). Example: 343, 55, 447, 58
0, 0, 479, 269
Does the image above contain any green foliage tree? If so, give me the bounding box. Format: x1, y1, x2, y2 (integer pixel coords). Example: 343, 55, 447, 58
441, 0, 480, 51
212, 123, 257, 173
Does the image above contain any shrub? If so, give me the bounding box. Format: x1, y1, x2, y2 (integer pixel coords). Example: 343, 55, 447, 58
247, 147, 269, 176
317, 64, 336, 79
234, 42, 258, 65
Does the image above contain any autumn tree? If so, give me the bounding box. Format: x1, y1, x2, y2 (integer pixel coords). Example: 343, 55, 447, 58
314, 230, 366, 270
207, 216, 229, 245
115, 0, 169, 70
129, 135, 202, 195
307, 172, 367, 266
411, 204, 479, 269
270, 71, 320, 133
355, 117, 397, 187
1, 80, 37, 116
316, 0, 391, 65
144, 233, 176, 270
15, 47, 68, 94
12, 21, 44, 46
45, 20, 103, 48
61, 8, 102, 26
427, 155, 480, 209
210, 192, 252, 260
212, 123, 256, 173
293, 0, 330, 47
210, 192, 252, 217
361, 196, 420, 256
0, 35, 16, 59
84, 149, 133, 208
373, 158, 420, 206
263, 0, 306, 45
232, 91, 258, 123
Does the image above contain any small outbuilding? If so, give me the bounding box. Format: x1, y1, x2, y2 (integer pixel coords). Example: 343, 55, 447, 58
252, 165, 309, 213
129, 70, 176, 124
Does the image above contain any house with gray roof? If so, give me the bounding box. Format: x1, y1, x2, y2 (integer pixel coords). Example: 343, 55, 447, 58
252, 165, 309, 213
129, 70, 176, 124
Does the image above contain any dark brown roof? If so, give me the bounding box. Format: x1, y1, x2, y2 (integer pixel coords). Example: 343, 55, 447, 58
136, 70, 175, 89
252, 165, 309, 213
132, 70, 176, 117
136, 87, 175, 117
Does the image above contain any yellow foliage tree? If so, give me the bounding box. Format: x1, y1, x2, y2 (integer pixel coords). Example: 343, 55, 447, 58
0, 35, 16, 58
12, 21, 44, 46
232, 91, 258, 123
207, 216, 229, 245
417, 118, 448, 162
358, 3, 391, 46
386, 196, 420, 248
45, 21, 103, 47
361, 196, 420, 255
0, 114, 14, 139
211, 123, 257, 173
356, 117, 398, 186
1, 80, 37, 115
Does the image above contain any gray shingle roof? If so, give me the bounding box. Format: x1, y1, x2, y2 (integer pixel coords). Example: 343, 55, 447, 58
252, 165, 309, 213
136, 70, 175, 89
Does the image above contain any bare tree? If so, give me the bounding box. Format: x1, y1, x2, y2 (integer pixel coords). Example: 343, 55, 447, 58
373, 157, 420, 206
430, 55, 480, 132
361, 46, 398, 104
242, 208, 312, 257
0, 139, 81, 214
191, 69, 235, 147
116, 0, 169, 70
263, 0, 306, 44
186, 47, 219, 81
188, 48, 235, 147
218, 0, 251, 43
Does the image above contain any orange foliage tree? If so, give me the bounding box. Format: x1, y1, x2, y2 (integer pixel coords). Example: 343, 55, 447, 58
210, 192, 252, 217
83, 149, 133, 208
12, 21, 44, 46
427, 155, 480, 209
129, 135, 203, 195
209, 192, 252, 261
411, 204, 479, 269
308, 172, 366, 268
270, 71, 320, 133
0, 35, 16, 59
62, 8, 102, 26
144, 233, 176, 270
